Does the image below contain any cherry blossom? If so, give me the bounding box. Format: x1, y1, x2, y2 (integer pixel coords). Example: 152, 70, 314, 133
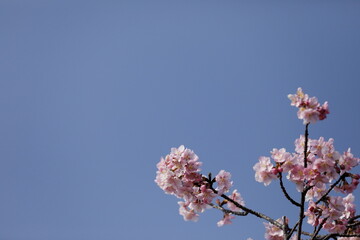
253, 156, 277, 186
288, 87, 329, 124
215, 170, 233, 195
178, 201, 199, 222
156, 88, 359, 240
155, 145, 240, 222
226, 189, 245, 212
264, 218, 286, 240
217, 213, 235, 227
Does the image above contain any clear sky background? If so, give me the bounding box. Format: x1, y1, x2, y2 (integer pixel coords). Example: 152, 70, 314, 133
1, 1, 359, 240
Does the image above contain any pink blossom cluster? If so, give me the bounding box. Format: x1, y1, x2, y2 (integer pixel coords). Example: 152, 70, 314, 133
305, 194, 359, 234
288, 88, 329, 124
254, 136, 360, 198
217, 189, 245, 227
155, 145, 243, 223
156, 88, 359, 239
264, 218, 297, 240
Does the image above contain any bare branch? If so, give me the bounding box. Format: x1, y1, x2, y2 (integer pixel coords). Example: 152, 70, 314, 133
208, 203, 248, 216
205, 177, 285, 229
220, 193, 284, 229
279, 172, 301, 207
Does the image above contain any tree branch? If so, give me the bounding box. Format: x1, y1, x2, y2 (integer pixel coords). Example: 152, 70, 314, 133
208, 203, 248, 216
279, 172, 301, 207
315, 173, 347, 204
311, 217, 328, 240
205, 177, 285, 229
298, 123, 310, 240
219, 193, 284, 228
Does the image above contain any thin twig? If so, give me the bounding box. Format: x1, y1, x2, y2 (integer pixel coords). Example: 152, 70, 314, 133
220, 193, 284, 229
289, 220, 299, 239
208, 203, 248, 216
205, 177, 284, 229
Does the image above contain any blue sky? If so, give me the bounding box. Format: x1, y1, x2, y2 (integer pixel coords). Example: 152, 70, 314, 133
1, 1, 359, 240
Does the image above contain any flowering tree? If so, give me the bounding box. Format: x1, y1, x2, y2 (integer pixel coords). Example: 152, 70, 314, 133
155, 88, 360, 240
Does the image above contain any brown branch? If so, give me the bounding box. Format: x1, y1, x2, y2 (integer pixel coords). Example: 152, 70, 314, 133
283, 216, 289, 240
205, 177, 284, 229
311, 217, 328, 240
297, 191, 306, 240
279, 172, 301, 207
315, 173, 347, 204
347, 221, 360, 228
289, 220, 299, 239
298, 123, 310, 240
304, 123, 309, 168
208, 203, 248, 216
220, 193, 284, 229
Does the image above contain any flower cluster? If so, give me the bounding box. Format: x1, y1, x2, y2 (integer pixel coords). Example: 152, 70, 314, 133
305, 194, 358, 234
288, 87, 329, 124
254, 136, 360, 199
253, 88, 360, 239
155, 145, 243, 223
156, 88, 359, 240
264, 218, 297, 240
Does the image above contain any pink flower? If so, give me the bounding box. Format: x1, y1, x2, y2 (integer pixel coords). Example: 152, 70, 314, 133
156, 146, 216, 222
288, 88, 329, 124
294, 135, 306, 154
305, 200, 323, 226
264, 218, 286, 240
227, 189, 245, 212
298, 108, 320, 124
196, 185, 217, 204
253, 156, 277, 186
318, 101, 329, 120
335, 177, 359, 194
178, 201, 199, 222
271, 148, 290, 163
305, 182, 326, 201
215, 170, 233, 195
217, 213, 235, 227
339, 148, 359, 172
343, 193, 356, 219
